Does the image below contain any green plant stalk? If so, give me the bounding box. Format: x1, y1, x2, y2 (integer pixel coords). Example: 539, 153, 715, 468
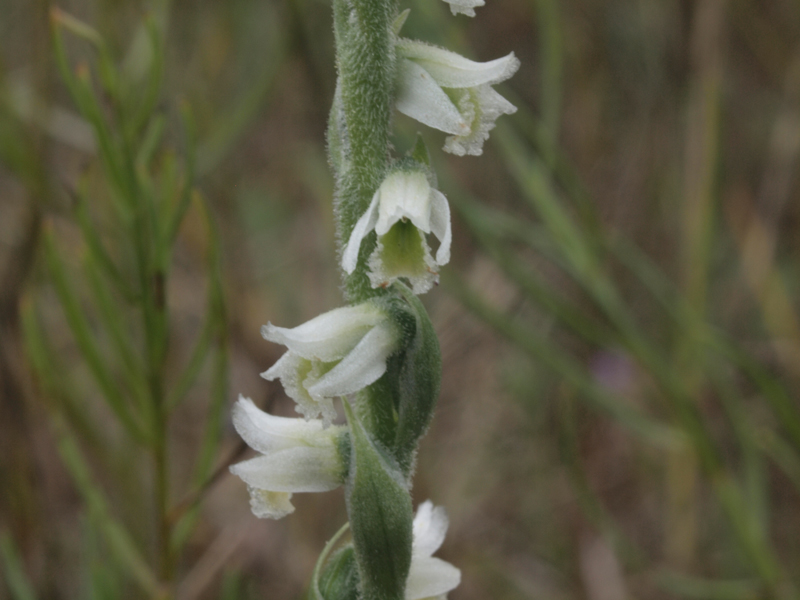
533, 0, 562, 157
0, 533, 37, 600
331, 0, 397, 302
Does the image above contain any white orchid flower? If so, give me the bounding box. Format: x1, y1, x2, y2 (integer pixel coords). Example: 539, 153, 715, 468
406, 501, 461, 600
342, 170, 451, 294
262, 303, 399, 426
229, 396, 348, 519
442, 0, 484, 17
395, 39, 520, 156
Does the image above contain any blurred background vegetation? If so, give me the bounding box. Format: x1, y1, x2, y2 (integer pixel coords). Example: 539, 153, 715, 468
2, 0, 800, 598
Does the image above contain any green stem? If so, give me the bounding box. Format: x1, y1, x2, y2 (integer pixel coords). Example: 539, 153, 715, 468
331, 0, 397, 302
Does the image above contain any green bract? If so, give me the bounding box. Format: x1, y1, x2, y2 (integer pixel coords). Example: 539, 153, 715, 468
344, 401, 413, 600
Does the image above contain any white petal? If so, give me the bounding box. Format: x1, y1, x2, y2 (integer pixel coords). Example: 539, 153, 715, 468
342, 190, 381, 274
442, 0, 485, 17
413, 501, 450, 558
262, 304, 385, 361
396, 60, 469, 136
305, 321, 397, 398
399, 41, 520, 88
232, 396, 343, 454
245, 487, 295, 519
375, 171, 433, 236
405, 556, 461, 600
229, 446, 343, 493
429, 190, 451, 266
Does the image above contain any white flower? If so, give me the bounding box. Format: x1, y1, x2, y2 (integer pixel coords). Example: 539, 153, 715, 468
262, 303, 399, 426
229, 396, 347, 519
395, 39, 520, 156
342, 170, 451, 294
406, 501, 461, 600
442, 0, 484, 17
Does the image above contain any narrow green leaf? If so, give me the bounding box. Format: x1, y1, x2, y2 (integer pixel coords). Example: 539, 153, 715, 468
129, 16, 164, 138
0, 533, 37, 600
53, 417, 159, 596
83, 256, 151, 421
44, 232, 147, 443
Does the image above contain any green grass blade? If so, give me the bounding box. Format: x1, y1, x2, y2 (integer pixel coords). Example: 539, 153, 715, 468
52, 417, 159, 596
443, 270, 676, 446
44, 231, 147, 443
0, 533, 37, 600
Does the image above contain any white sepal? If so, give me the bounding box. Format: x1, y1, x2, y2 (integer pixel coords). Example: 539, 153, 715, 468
375, 171, 435, 235
395, 60, 468, 137
405, 501, 461, 600
398, 40, 519, 88
342, 191, 381, 274
261, 304, 385, 362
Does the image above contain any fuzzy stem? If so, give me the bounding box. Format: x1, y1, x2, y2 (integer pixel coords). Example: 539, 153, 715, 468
330, 0, 397, 302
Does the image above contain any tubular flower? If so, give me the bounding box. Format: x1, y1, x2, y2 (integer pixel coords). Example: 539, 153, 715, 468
342, 169, 451, 294
442, 0, 484, 17
262, 303, 399, 426
405, 501, 461, 600
395, 39, 520, 156
229, 396, 348, 519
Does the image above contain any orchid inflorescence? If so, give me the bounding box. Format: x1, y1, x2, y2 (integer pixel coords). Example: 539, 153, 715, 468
230, 0, 518, 597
